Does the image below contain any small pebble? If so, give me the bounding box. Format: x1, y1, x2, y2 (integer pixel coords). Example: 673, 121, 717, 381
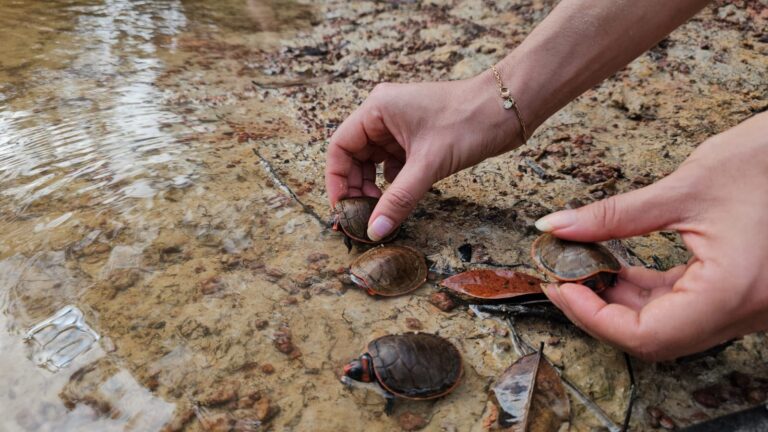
199, 387, 238, 407
199, 413, 232, 432
659, 414, 677, 430
265, 267, 285, 281
428, 292, 456, 312
200, 276, 224, 295
405, 318, 423, 330
254, 397, 279, 422
254, 320, 269, 330
261, 364, 275, 374
647, 406, 663, 420
692, 388, 721, 408
237, 397, 255, 409
398, 411, 427, 431
747, 388, 766, 404
729, 371, 751, 389
306, 252, 329, 263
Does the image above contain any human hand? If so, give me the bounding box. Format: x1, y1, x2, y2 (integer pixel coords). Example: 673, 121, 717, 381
537, 112, 768, 361
325, 75, 524, 241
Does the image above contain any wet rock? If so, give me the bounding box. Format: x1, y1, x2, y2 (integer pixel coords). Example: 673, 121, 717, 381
199, 384, 239, 406
336, 272, 354, 286
177, 318, 211, 339
306, 252, 329, 263
264, 267, 285, 281
658, 414, 677, 430
428, 292, 456, 312
729, 371, 751, 389
692, 387, 721, 408
199, 412, 233, 432
747, 388, 766, 404
254, 397, 279, 422
309, 279, 343, 296
102, 269, 141, 298
80, 242, 111, 258
233, 419, 261, 432
160, 407, 194, 432
293, 271, 320, 288
238, 397, 255, 409
274, 328, 301, 358
398, 411, 427, 431
200, 276, 225, 295
154, 230, 188, 262
405, 317, 423, 330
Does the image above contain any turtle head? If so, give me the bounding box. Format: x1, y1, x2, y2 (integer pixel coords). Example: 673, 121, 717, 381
342, 353, 373, 383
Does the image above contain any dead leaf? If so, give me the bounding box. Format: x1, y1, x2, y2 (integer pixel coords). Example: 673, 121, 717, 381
440, 269, 545, 302
490, 344, 570, 431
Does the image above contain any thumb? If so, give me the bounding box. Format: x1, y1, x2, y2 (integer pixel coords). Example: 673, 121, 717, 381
535, 178, 687, 242
367, 161, 433, 241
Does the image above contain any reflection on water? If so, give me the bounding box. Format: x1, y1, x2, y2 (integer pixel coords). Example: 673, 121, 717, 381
0, 0, 325, 429
0, 0, 192, 218
1, 1, 199, 430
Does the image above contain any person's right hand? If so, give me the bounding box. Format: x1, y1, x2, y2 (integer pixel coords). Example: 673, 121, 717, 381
325, 74, 525, 241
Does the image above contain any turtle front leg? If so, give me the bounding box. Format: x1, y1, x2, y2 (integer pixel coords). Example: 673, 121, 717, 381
344, 235, 353, 253
384, 393, 396, 416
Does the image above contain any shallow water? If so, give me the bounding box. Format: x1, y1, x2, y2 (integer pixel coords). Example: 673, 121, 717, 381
1, 1, 767, 431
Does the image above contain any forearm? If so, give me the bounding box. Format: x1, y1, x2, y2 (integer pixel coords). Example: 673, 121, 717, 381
484, 0, 710, 142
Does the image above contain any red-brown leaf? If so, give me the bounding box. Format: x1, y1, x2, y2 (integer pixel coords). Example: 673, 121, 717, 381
440, 269, 544, 301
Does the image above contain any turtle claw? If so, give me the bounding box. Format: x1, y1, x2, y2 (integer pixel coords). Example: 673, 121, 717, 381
344, 235, 352, 253
384, 395, 395, 416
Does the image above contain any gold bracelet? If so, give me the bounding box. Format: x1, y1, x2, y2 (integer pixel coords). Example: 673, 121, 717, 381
491, 65, 528, 144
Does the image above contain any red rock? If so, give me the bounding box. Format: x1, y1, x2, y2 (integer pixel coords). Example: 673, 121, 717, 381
306, 252, 329, 263
200, 276, 224, 295
398, 411, 427, 431
254, 397, 279, 422
659, 414, 677, 430
405, 318, 422, 330
428, 292, 456, 312
693, 387, 721, 408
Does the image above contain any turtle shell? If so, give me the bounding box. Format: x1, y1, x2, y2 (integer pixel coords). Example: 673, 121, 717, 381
332, 197, 399, 243
531, 233, 620, 291
349, 246, 427, 296
367, 333, 463, 399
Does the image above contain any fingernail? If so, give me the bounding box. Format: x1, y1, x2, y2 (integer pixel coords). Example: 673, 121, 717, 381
368, 216, 394, 241
541, 283, 558, 298
534, 210, 577, 232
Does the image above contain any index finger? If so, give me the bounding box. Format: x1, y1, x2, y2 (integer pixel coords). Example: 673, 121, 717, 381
325, 108, 370, 205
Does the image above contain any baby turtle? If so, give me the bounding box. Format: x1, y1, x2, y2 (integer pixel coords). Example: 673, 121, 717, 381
531, 233, 621, 292
341, 332, 463, 414
332, 197, 399, 250
349, 245, 427, 297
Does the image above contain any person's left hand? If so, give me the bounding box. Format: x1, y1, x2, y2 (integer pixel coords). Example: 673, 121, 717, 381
537, 112, 768, 361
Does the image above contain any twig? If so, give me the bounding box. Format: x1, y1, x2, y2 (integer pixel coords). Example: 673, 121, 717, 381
506, 320, 622, 432
252, 148, 324, 225
622, 353, 637, 432
524, 158, 549, 180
